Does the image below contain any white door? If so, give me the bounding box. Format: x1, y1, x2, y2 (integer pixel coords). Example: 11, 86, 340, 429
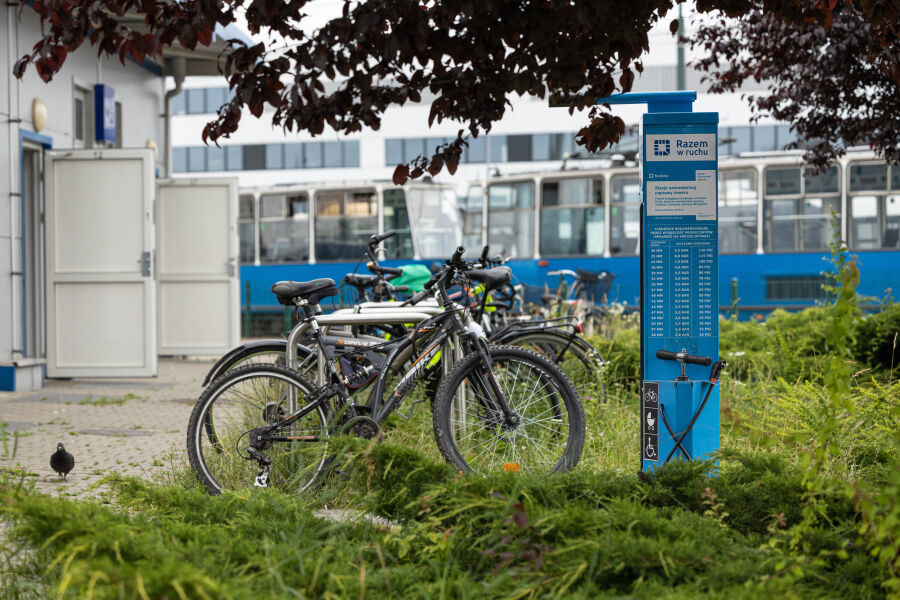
45, 149, 157, 377
157, 178, 240, 355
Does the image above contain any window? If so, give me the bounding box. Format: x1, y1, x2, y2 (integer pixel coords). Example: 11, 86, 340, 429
205, 87, 228, 113
755, 126, 777, 152
610, 174, 641, 256
226, 146, 243, 171
489, 136, 508, 162
404, 138, 426, 163
507, 135, 532, 162
73, 86, 92, 148
466, 137, 486, 163
186, 89, 206, 114
382, 190, 414, 259
314, 191, 377, 260
540, 178, 604, 256
462, 185, 483, 251
208, 146, 225, 171
187, 147, 206, 172
487, 181, 534, 258
265, 144, 283, 169
763, 166, 840, 252
848, 162, 900, 249
385, 139, 403, 165
171, 92, 186, 116
284, 143, 303, 169
238, 194, 256, 263
173, 148, 188, 173
532, 134, 552, 161
305, 143, 323, 168
323, 141, 342, 168
259, 194, 309, 264
407, 188, 463, 259
765, 275, 827, 300
344, 142, 360, 167
243, 145, 265, 171
719, 169, 758, 254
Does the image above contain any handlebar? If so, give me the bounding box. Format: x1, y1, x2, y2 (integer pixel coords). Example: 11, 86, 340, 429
367, 262, 402, 277
450, 246, 465, 266
655, 349, 712, 367
369, 230, 396, 246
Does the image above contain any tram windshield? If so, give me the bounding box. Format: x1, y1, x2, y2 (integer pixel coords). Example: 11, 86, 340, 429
407, 187, 463, 258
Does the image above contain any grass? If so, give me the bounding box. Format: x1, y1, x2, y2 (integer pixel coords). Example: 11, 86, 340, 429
1, 305, 898, 599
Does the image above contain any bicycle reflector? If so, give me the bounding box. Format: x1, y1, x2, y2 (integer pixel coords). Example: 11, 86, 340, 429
503, 463, 521, 472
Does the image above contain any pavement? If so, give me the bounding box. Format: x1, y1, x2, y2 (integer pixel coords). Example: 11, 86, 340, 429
0, 358, 212, 498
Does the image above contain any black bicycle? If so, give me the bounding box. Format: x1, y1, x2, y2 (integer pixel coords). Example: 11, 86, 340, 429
187, 247, 585, 494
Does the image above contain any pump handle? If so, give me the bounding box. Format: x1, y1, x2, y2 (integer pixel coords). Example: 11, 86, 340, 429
655, 349, 712, 366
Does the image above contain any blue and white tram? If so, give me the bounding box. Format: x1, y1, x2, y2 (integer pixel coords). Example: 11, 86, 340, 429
461, 151, 900, 316
238, 181, 462, 326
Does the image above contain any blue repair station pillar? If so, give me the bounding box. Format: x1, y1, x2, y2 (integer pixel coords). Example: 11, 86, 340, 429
598, 92, 723, 473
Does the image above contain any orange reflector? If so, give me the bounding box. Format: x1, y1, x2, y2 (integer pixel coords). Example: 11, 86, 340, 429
503, 463, 521, 472
538, 260, 549, 267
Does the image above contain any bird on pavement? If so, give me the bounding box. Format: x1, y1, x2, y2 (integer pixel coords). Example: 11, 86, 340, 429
50, 442, 75, 480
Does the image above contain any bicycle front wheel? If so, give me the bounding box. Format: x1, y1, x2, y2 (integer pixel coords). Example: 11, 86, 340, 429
432, 345, 585, 474
187, 365, 329, 495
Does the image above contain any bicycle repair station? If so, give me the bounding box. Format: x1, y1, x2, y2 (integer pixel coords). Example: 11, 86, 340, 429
594, 92, 727, 473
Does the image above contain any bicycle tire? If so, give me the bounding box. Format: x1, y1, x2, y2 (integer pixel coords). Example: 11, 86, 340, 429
432, 345, 585, 474
187, 364, 329, 495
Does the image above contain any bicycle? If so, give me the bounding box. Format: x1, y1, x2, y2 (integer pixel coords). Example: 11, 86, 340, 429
187, 247, 585, 494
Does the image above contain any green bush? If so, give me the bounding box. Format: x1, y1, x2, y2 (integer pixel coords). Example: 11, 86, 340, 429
853, 303, 900, 372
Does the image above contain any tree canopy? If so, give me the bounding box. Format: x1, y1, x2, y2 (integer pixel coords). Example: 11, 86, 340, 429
691, 2, 900, 168
14, 0, 899, 181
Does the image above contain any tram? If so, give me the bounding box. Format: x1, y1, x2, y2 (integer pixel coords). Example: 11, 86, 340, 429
237, 151, 900, 327
238, 181, 463, 325
459, 150, 899, 316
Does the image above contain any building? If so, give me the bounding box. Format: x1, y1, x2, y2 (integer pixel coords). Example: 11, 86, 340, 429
169, 6, 791, 192
0, 5, 248, 389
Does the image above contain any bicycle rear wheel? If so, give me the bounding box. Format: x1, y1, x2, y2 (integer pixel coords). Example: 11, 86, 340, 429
187, 365, 329, 494
432, 345, 585, 474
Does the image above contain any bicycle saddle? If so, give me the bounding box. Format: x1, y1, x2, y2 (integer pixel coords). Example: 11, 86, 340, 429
344, 273, 378, 288
271, 279, 338, 306
468, 267, 512, 293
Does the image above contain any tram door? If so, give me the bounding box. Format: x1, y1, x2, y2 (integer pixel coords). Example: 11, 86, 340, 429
156, 178, 240, 355
44, 149, 158, 377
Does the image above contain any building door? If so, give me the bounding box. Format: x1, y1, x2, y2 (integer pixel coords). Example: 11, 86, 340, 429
157, 178, 240, 355
45, 149, 157, 377
22, 146, 45, 358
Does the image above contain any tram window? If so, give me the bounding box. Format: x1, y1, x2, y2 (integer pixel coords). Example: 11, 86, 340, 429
849, 194, 900, 249
850, 163, 887, 191
718, 169, 758, 254
804, 166, 839, 194
487, 181, 534, 258
259, 194, 309, 264
540, 178, 604, 256
764, 166, 840, 252
314, 191, 377, 260
610, 174, 640, 256
408, 188, 463, 259
382, 189, 414, 259
238, 194, 256, 263
765, 167, 801, 196
462, 185, 483, 251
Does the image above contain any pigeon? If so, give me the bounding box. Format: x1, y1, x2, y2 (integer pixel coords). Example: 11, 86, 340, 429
50, 442, 75, 480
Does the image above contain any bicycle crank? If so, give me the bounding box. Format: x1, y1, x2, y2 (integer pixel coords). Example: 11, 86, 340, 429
341, 415, 382, 440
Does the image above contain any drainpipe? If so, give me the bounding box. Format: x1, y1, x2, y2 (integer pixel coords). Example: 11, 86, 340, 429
7, 4, 23, 358
163, 57, 187, 177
